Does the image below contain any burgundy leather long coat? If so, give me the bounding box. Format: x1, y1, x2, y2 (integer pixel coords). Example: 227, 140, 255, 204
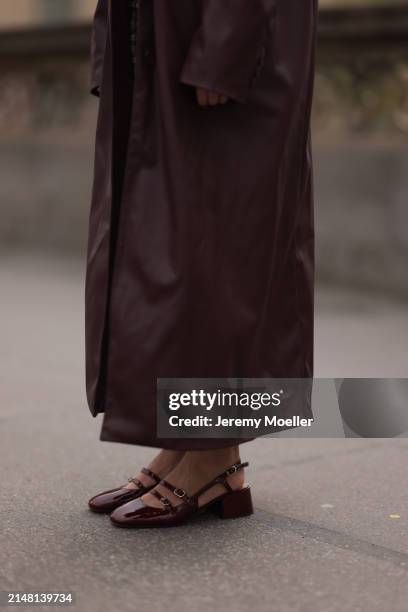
85, 0, 318, 449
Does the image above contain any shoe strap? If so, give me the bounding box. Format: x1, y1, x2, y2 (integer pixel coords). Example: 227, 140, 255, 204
127, 468, 160, 489
159, 479, 195, 506
141, 467, 161, 484
158, 461, 249, 508
191, 461, 249, 501
150, 489, 177, 513
127, 477, 144, 488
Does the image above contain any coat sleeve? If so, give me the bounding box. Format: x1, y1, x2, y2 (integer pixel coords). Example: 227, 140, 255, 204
90, 0, 108, 97
179, 0, 273, 104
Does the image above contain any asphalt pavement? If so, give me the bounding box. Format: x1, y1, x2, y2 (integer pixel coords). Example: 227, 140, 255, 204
1, 251, 407, 612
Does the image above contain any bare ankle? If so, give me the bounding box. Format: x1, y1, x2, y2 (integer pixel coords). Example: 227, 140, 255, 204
185, 446, 241, 473
148, 449, 185, 475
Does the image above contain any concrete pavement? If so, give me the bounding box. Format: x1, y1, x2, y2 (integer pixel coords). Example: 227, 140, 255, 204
1, 251, 408, 612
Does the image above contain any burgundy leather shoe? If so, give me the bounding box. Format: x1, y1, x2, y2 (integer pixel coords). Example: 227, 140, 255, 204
110, 462, 253, 527
88, 468, 160, 513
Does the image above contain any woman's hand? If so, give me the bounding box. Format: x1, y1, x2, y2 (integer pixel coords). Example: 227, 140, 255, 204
195, 87, 229, 106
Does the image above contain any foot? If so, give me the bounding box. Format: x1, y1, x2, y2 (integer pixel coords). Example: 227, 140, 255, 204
140, 446, 244, 510
109, 449, 252, 527
88, 449, 184, 513
124, 449, 185, 491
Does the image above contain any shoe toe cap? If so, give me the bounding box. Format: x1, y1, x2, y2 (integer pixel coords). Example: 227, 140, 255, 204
88, 487, 140, 512
88, 490, 117, 512
110, 499, 168, 526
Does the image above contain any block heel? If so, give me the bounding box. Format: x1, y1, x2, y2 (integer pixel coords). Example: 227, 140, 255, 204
209, 486, 253, 519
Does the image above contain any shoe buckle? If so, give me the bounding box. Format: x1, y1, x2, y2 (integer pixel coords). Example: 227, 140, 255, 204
225, 465, 237, 476
173, 488, 186, 498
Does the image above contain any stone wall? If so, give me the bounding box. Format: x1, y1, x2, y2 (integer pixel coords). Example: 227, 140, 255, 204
314, 5, 408, 297
0, 6, 407, 296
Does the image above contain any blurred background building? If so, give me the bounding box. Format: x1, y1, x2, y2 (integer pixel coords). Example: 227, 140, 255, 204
1, 0, 95, 28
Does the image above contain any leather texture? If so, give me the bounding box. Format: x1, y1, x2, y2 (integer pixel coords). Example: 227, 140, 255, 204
86, 0, 318, 449
110, 462, 254, 527
88, 467, 160, 513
